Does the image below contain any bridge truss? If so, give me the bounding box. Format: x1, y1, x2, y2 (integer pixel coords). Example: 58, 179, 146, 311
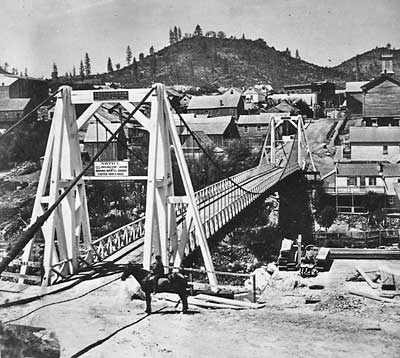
3, 85, 316, 287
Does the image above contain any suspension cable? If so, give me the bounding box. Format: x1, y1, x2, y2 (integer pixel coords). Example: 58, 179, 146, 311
0, 87, 155, 276
0, 89, 61, 140
175, 111, 279, 196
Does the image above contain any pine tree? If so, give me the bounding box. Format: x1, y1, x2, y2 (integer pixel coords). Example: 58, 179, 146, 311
217, 31, 226, 39
177, 27, 182, 41
115, 63, 121, 70
194, 24, 203, 36
72, 66, 76, 77
169, 29, 175, 44
133, 57, 138, 81
173, 26, 178, 42
295, 49, 300, 59
139, 53, 145, 61
107, 57, 113, 72
3, 62, 9, 72
84, 52, 91, 76
24, 68, 28, 76
149, 46, 154, 56
51, 62, 58, 79
126, 45, 133, 65
285, 47, 291, 57
79, 60, 85, 79
241, 33, 245, 39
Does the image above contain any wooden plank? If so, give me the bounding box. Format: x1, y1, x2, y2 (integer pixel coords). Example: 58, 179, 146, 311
195, 294, 265, 309
355, 265, 379, 289
349, 290, 399, 304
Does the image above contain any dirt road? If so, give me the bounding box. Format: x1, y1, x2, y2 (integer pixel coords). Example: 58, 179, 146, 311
1, 259, 400, 357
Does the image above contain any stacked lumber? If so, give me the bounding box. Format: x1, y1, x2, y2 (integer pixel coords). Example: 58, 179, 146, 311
157, 293, 265, 310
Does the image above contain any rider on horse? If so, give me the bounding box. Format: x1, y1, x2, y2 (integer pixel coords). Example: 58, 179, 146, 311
151, 255, 166, 293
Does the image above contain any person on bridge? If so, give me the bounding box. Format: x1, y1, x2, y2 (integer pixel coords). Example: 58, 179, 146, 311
151, 255, 166, 293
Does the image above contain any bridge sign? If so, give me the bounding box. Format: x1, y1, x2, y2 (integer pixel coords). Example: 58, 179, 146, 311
94, 161, 129, 177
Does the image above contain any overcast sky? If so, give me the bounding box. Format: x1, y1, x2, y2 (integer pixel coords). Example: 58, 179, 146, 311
1, 0, 399, 78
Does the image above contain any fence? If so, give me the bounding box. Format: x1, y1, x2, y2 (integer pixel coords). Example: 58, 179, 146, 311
314, 229, 400, 248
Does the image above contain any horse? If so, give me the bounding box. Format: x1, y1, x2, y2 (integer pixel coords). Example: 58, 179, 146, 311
121, 263, 189, 314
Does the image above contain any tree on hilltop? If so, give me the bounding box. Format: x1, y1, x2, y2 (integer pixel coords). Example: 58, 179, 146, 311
126, 45, 133, 65
84, 52, 91, 76
217, 31, 226, 39
51, 62, 58, 80
107, 57, 113, 72
194, 24, 203, 37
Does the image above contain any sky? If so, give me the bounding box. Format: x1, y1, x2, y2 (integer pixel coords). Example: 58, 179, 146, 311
1, 0, 399, 78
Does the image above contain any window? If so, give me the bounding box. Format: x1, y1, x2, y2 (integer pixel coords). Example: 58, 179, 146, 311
369, 177, 377, 186
257, 126, 261, 132
383, 145, 388, 155
347, 177, 356, 186
388, 196, 395, 205
244, 126, 248, 133
360, 177, 366, 186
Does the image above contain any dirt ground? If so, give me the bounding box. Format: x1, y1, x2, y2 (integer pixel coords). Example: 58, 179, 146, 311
1, 258, 400, 358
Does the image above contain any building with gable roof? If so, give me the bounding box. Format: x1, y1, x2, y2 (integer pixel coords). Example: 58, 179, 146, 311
187, 92, 244, 119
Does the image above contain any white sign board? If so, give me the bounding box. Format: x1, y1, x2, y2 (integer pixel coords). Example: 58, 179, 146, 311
94, 161, 129, 177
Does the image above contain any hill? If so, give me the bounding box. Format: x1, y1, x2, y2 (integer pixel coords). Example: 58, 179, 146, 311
98, 36, 347, 90
333, 47, 400, 81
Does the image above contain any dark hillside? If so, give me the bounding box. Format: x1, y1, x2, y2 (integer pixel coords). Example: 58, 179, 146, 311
334, 47, 400, 81
99, 37, 347, 90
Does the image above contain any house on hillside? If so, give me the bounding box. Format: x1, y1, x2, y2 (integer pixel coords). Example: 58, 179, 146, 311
243, 87, 266, 112
180, 116, 239, 148
187, 92, 244, 119
345, 81, 368, 116
0, 74, 48, 130
283, 81, 336, 117
349, 127, 400, 162
237, 112, 290, 148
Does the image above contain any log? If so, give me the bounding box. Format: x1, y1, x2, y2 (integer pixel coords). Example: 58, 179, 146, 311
157, 293, 243, 309
194, 294, 265, 309
354, 266, 379, 289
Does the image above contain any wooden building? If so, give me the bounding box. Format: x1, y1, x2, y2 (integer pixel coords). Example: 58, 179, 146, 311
0, 74, 48, 129
237, 112, 289, 148
345, 81, 368, 116
187, 92, 244, 119
84, 122, 127, 162
180, 116, 240, 148
361, 74, 400, 126
349, 127, 400, 163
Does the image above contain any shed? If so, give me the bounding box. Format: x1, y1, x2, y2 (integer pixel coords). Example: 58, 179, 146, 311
84, 122, 127, 162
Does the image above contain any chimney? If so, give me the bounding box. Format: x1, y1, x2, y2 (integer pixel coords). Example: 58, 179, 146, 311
381, 53, 394, 75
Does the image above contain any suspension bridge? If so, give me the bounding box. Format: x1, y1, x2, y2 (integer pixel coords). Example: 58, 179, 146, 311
0, 84, 316, 287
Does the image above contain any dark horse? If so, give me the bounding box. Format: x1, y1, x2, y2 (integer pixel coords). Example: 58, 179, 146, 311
121, 263, 189, 314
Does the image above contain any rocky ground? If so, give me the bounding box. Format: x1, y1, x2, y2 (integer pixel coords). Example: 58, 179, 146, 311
0, 258, 399, 358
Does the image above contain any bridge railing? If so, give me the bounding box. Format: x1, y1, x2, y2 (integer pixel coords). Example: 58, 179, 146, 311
83, 161, 300, 263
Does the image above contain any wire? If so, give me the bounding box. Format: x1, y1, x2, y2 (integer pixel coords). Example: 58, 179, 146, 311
0, 89, 61, 140
1, 276, 120, 324
0, 86, 155, 276
93, 114, 146, 164
175, 111, 282, 196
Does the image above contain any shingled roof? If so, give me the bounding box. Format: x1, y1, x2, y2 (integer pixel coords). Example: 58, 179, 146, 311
336, 162, 381, 177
